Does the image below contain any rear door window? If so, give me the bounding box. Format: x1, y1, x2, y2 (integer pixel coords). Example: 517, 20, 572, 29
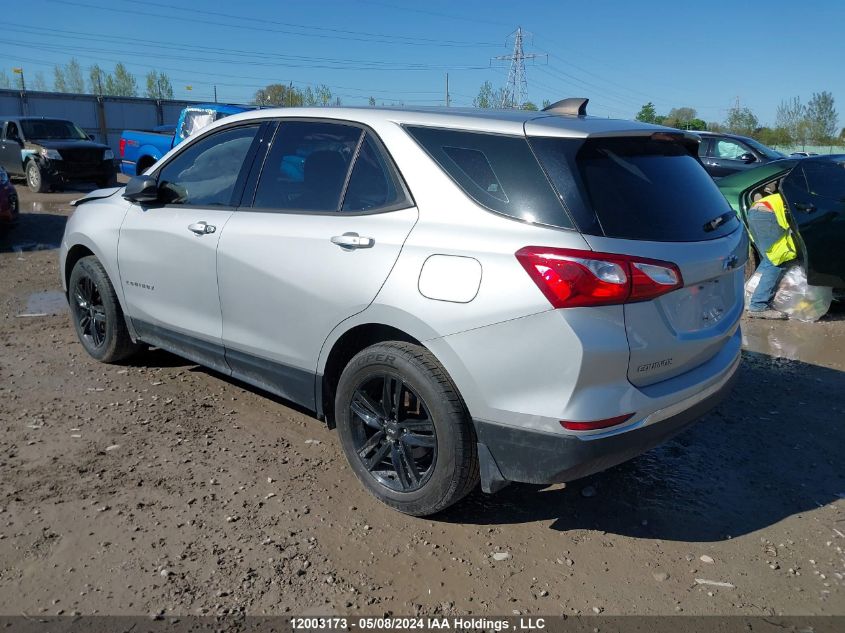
406, 126, 572, 228
252, 121, 362, 212
341, 133, 410, 212
531, 135, 739, 242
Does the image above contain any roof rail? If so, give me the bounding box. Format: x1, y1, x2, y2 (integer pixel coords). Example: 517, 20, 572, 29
542, 97, 589, 116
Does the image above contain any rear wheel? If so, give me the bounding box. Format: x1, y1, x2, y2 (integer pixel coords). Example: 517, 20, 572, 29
69, 256, 140, 363
335, 341, 478, 516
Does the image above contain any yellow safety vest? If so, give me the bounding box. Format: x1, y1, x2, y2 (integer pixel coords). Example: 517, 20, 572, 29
753, 193, 798, 266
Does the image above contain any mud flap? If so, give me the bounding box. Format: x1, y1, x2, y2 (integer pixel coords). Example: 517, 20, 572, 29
477, 442, 510, 494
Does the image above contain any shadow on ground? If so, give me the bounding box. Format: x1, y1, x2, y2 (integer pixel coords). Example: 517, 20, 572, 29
129, 342, 845, 541
442, 351, 845, 541
0, 213, 68, 253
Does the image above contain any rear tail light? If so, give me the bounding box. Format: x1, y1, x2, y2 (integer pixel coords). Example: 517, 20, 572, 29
516, 247, 683, 308
561, 414, 634, 431
119, 138, 126, 158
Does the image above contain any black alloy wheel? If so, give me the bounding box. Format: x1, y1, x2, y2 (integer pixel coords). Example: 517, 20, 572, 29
72, 274, 107, 349
349, 373, 437, 492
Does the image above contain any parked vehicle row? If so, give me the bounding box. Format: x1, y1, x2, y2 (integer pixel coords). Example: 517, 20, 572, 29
61, 101, 747, 515
119, 104, 251, 177
0, 117, 116, 193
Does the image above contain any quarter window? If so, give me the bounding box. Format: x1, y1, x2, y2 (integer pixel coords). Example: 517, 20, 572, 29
253, 121, 362, 212
157, 124, 259, 206
406, 126, 571, 228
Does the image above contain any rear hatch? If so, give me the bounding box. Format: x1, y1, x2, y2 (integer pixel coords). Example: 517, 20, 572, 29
529, 130, 747, 387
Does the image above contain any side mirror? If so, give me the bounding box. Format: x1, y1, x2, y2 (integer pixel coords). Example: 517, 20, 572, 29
123, 175, 159, 203
739, 152, 756, 164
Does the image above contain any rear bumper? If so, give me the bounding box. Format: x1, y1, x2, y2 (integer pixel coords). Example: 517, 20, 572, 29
474, 358, 739, 492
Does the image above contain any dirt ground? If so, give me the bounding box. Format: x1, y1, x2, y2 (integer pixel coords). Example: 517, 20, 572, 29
1, 181, 843, 619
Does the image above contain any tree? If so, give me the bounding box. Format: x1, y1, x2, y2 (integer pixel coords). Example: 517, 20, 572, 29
65, 58, 84, 93
145, 71, 173, 100
473, 81, 495, 108
89, 64, 108, 95
252, 83, 304, 107
0, 70, 10, 89
756, 126, 791, 148
542, 99, 551, 109
53, 65, 67, 92
707, 122, 724, 132
522, 101, 538, 111
664, 106, 696, 128
106, 63, 138, 97
724, 106, 759, 136
316, 84, 332, 106
31, 72, 48, 91
635, 102, 658, 124
775, 97, 804, 146
805, 91, 838, 145
368, 96, 376, 107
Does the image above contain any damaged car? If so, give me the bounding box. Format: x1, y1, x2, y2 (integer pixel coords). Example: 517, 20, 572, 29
717, 155, 845, 291
0, 117, 116, 193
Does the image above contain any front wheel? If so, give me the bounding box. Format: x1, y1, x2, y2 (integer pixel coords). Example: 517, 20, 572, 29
26, 161, 49, 193
69, 256, 141, 363
335, 341, 478, 516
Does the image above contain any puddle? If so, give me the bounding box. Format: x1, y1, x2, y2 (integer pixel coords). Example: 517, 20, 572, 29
742, 317, 845, 371
19, 291, 68, 317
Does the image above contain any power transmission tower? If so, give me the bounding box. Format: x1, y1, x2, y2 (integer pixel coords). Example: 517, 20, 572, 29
492, 27, 544, 109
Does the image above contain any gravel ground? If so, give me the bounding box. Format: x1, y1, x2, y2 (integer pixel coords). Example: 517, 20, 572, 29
0, 183, 843, 618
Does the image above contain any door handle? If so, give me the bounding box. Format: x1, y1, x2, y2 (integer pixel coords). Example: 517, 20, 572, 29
331, 232, 374, 249
188, 221, 216, 235
794, 202, 816, 213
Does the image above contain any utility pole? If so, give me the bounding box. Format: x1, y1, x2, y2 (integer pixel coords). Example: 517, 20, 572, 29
214, 85, 218, 103
445, 72, 450, 107
492, 27, 544, 109
13, 67, 25, 91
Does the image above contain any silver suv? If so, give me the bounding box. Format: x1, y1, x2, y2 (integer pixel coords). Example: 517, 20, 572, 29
60, 100, 746, 516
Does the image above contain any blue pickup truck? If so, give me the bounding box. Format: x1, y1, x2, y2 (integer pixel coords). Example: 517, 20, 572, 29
119, 103, 250, 176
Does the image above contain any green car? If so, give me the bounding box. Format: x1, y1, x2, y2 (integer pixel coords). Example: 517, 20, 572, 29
717, 155, 845, 290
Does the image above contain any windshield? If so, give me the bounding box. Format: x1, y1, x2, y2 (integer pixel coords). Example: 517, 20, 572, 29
744, 137, 786, 160
21, 119, 88, 141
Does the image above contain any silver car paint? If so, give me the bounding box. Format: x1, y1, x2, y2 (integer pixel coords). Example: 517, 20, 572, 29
62, 106, 742, 447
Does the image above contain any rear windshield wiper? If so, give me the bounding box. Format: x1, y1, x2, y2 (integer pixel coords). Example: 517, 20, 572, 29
703, 211, 734, 232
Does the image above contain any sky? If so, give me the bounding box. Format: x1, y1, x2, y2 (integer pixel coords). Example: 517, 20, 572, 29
1, 0, 843, 127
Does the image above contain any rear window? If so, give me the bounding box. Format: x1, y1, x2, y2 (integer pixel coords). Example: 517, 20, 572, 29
406, 126, 573, 229
531, 136, 739, 242
801, 160, 845, 199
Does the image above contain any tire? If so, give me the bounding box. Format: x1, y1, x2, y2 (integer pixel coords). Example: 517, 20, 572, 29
68, 256, 141, 363
335, 341, 479, 516
26, 161, 49, 194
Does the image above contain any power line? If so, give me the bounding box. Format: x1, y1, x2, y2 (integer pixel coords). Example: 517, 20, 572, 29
46, 0, 500, 49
